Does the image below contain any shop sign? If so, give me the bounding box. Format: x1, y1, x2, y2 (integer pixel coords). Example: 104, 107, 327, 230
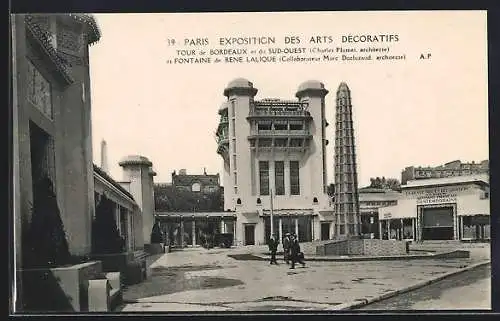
383, 213, 392, 219
471, 215, 490, 225
405, 186, 468, 205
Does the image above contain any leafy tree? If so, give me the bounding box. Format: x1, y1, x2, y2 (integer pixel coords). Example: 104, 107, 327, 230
92, 194, 125, 254
23, 175, 71, 268
386, 178, 402, 191
154, 184, 224, 212
369, 177, 401, 191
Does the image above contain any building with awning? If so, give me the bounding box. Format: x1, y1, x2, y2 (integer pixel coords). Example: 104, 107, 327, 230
358, 188, 400, 239
378, 174, 489, 241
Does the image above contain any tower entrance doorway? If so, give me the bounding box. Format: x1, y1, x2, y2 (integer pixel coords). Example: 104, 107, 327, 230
321, 222, 330, 240
244, 224, 255, 245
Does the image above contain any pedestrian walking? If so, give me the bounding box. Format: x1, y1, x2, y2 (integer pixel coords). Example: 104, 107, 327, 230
282, 232, 291, 264
268, 234, 279, 265
289, 233, 305, 269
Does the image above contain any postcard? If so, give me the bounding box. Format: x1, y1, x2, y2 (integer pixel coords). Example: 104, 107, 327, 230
11, 11, 490, 313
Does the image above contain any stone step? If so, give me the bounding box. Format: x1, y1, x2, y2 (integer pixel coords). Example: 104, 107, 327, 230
109, 288, 122, 311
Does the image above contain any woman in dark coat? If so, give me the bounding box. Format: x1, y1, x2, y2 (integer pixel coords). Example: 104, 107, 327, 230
289, 234, 305, 269
282, 233, 291, 264
268, 234, 279, 265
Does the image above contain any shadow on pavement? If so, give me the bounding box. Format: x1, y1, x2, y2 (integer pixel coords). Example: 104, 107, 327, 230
122, 265, 244, 302
227, 254, 267, 261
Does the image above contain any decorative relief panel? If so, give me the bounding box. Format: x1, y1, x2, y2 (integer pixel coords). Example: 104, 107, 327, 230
27, 59, 53, 119
57, 27, 83, 54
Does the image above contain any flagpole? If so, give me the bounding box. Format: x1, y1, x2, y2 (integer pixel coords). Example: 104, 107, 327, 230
270, 189, 274, 239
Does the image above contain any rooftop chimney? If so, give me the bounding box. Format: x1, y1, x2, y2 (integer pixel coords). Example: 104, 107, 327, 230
100, 140, 108, 173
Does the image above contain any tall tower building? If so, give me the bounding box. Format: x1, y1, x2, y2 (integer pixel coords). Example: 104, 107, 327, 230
334, 82, 360, 237
215, 78, 334, 246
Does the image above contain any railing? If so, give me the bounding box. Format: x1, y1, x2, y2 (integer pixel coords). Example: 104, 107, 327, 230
220, 116, 229, 123
249, 129, 311, 136
248, 108, 311, 117
250, 146, 308, 152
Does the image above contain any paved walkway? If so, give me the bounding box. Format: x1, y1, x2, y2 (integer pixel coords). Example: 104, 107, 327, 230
358, 264, 491, 310
119, 243, 490, 311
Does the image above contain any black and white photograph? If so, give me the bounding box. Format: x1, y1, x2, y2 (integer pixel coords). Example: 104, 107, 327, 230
10, 10, 492, 313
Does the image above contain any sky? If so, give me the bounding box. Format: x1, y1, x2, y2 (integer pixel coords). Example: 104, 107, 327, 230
88, 11, 488, 187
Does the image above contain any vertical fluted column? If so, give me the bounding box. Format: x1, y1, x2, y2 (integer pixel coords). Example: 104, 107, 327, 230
334, 82, 360, 237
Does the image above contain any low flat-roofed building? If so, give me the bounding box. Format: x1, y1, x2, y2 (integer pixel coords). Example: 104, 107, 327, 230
358, 187, 400, 239
401, 160, 489, 184
379, 174, 490, 241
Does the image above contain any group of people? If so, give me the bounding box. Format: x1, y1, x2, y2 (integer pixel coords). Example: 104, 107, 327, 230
268, 232, 306, 269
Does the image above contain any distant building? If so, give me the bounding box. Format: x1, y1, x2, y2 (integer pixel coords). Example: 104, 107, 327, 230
401, 160, 489, 184
215, 78, 334, 246
171, 169, 221, 194
154, 170, 227, 248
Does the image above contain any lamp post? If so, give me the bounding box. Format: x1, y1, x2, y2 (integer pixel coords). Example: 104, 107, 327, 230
270, 189, 274, 241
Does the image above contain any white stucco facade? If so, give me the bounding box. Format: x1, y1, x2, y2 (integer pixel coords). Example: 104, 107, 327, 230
216, 78, 334, 245
118, 155, 156, 246
378, 175, 490, 241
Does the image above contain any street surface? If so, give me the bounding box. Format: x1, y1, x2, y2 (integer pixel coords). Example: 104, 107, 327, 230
358, 263, 491, 310
119, 243, 490, 312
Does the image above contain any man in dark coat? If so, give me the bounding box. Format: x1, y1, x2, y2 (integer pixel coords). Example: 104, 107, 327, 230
282, 232, 291, 264
289, 234, 305, 269
268, 234, 279, 265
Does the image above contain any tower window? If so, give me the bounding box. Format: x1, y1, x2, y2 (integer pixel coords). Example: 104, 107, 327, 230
313, 197, 318, 203
290, 139, 303, 147
258, 123, 272, 131
257, 198, 262, 204
274, 123, 287, 131
290, 161, 300, 195
259, 161, 270, 196
274, 138, 287, 147
275, 161, 285, 195
237, 198, 242, 205
258, 139, 272, 147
